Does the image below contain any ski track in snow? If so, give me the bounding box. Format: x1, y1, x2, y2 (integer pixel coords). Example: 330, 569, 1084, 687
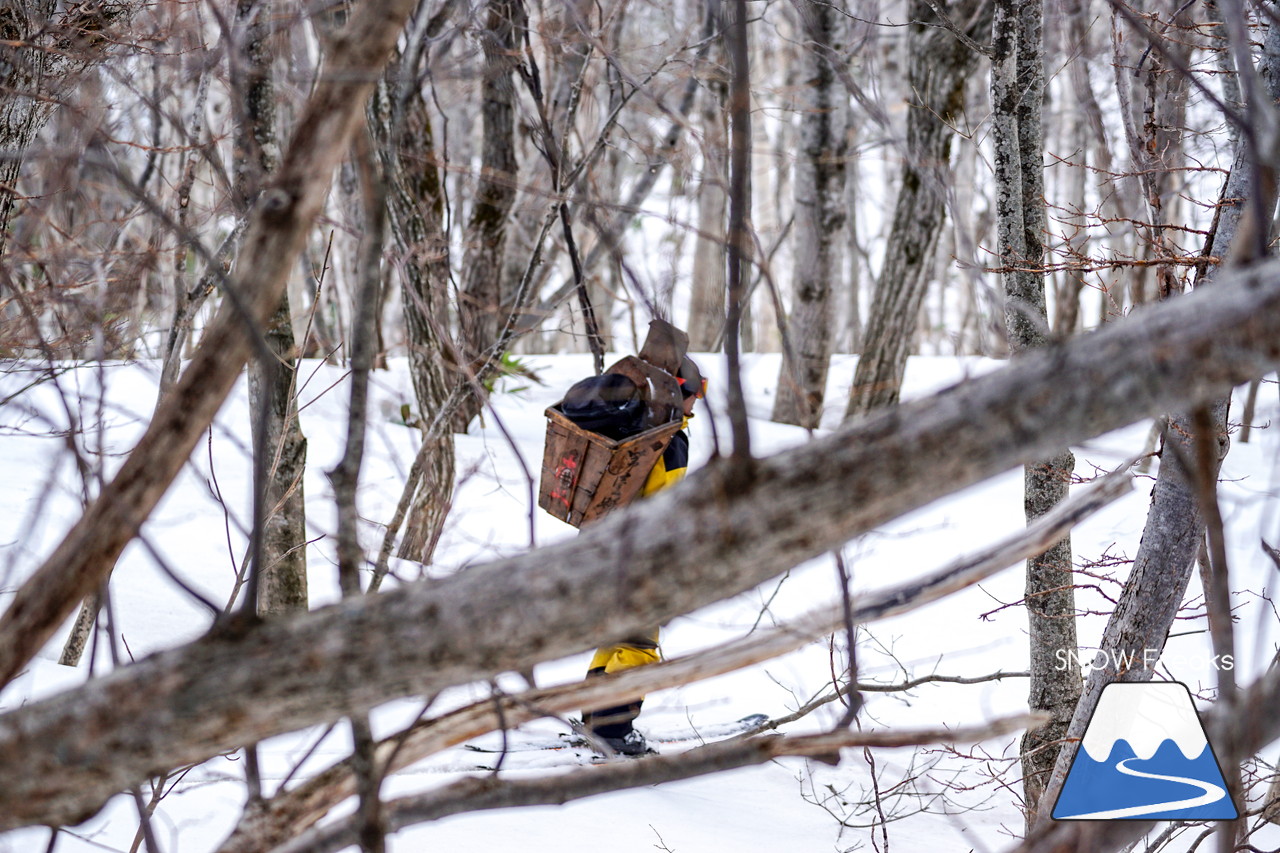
1058, 757, 1227, 820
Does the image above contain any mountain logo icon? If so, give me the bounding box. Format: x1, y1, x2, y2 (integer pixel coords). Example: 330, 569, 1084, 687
1051, 681, 1238, 821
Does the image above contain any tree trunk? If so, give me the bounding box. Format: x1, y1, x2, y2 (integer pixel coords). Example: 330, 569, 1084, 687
1052, 0, 1097, 336
688, 52, 729, 353
990, 0, 1080, 819
844, 0, 993, 419
722, 0, 753, 460
772, 0, 848, 428
1053, 44, 1087, 334
6, 256, 1280, 830
454, 0, 524, 430
248, 301, 310, 616
239, 0, 309, 616
842, 105, 863, 353
1111, 0, 1192, 310
369, 26, 459, 567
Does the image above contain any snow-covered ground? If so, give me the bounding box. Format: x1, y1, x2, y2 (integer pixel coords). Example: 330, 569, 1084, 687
1, 354, 1277, 853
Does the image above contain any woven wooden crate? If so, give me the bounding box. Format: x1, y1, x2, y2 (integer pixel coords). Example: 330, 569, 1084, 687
538, 406, 683, 528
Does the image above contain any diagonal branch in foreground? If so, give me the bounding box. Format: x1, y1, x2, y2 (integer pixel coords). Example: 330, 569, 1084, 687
3, 261, 1280, 830
275, 714, 1046, 853
0, 0, 421, 691
217, 467, 1129, 853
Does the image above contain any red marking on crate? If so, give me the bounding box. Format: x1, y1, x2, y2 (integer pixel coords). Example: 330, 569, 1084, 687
550, 455, 579, 509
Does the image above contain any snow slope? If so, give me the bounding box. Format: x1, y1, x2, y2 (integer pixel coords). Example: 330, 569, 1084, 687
1, 354, 1277, 853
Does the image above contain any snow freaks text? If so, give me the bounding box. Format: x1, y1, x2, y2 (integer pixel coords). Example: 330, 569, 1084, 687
1055, 649, 1235, 673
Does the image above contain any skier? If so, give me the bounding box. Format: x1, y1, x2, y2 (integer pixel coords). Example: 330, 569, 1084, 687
569, 355, 706, 756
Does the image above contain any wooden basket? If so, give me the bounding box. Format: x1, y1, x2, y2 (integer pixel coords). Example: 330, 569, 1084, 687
538, 406, 683, 528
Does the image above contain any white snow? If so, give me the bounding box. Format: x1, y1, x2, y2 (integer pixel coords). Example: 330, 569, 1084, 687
1, 354, 1278, 853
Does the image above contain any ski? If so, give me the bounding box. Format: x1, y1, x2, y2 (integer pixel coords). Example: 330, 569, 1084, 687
462, 713, 769, 756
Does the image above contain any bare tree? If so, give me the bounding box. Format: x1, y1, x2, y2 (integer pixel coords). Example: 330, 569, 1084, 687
771, 0, 848, 429
1110, 0, 1197, 310
688, 38, 729, 354
722, 0, 754, 461
844, 0, 993, 419
990, 0, 1080, 819
0, 0, 142, 258
371, 0, 461, 567
454, 0, 525, 430
239, 0, 310, 616
3, 2, 1280, 850
0, 0, 423, 692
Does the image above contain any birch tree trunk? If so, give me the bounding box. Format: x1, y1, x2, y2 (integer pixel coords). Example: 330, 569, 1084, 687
844, 0, 993, 419
454, 0, 524, 430
772, 0, 848, 428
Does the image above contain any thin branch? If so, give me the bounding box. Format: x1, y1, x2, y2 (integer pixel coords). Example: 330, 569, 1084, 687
834, 551, 862, 726
769, 670, 1031, 730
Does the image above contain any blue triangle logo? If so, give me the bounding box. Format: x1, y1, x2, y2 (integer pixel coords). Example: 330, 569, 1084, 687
1052, 681, 1238, 821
